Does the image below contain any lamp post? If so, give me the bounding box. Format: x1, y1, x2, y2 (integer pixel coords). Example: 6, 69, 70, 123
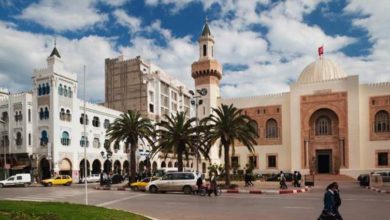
83, 65, 88, 205
0, 119, 6, 180
189, 88, 207, 174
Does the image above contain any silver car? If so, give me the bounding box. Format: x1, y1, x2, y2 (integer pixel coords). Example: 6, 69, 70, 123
146, 172, 197, 194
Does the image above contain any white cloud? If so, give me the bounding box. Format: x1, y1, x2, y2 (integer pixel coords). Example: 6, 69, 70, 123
144, 0, 195, 13
103, 0, 128, 7
0, 21, 117, 101
113, 9, 141, 33
17, 0, 108, 32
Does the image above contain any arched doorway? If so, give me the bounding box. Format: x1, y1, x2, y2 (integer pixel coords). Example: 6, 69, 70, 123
161, 161, 166, 168
174, 161, 178, 168
308, 108, 340, 174
79, 159, 90, 179
152, 161, 157, 172
103, 160, 112, 173
39, 158, 51, 180
59, 158, 72, 176
114, 160, 121, 174
139, 161, 144, 173
92, 159, 101, 174
123, 161, 129, 175
202, 162, 206, 174
167, 161, 172, 168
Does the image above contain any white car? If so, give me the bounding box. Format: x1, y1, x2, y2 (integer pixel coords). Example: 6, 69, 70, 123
146, 172, 197, 194
81, 174, 100, 183
0, 173, 31, 188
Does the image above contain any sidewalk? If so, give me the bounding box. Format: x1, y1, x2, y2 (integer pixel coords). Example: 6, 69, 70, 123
365, 186, 390, 194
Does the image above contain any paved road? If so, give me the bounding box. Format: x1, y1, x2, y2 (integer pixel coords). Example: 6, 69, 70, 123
0, 182, 389, 220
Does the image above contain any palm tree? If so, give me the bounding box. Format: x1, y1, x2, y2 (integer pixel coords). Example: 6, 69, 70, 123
106, 110, 155, 183
153, 112, 210, 172
201, 104, 258, 186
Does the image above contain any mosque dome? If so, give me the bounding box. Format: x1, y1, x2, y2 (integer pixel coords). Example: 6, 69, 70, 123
297, 58, 347, 84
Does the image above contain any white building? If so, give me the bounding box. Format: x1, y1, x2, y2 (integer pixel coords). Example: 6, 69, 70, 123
0, 47, 128, 182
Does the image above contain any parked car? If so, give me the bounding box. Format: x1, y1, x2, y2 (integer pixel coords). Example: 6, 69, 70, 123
146, 172, 197, 194
265, 172, 293, 182
81, 174, 100, 183
131, 177, 160, 191
0, 173, 31, 188
41, 175, 72, 187
111, 174, 123, 184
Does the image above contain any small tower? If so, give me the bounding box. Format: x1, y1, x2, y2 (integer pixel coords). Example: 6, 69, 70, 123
191, 19, 222, 119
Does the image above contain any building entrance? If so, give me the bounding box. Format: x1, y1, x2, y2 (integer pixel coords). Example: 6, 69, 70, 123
317, 150, 332, 173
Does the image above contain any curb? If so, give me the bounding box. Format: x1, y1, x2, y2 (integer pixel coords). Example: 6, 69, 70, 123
221, 186, 310, 195
94, 186, 310, 195
365, 186, 390, 194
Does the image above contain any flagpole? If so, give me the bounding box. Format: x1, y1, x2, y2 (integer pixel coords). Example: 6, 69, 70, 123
83, 65, 88, 205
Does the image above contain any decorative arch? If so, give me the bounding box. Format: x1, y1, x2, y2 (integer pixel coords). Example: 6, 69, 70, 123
92, 159, 101, 174
375, 110, 389, 132
59, 158, 72, 176
79, 159, 90, 179
161, 161, 166, 168
167, 161, 172, 168
39, 157, 51, 180
123, 160, 129, 175
265, 118, 278, 138
114, 160, 121, 174
152, 161, 158, 172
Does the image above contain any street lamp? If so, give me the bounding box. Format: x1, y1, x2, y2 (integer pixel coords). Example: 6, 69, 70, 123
0, 119, 6, 180
189, 88, 207, 174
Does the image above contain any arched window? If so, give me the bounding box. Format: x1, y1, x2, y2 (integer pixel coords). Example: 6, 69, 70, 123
168, 161, 172, 168
80, 114, 89, 125
39, 108, 44, 120
16, 132, 23, 146
66, 109, 71, 121
63, 86, 68, 97
265, 118, 278, 138
60, 108, 65, 120
38, 85, 42, 96
68, 86, 72, 98
46, 83, 50, 94
316, 116, 331, 135
203, 44, 207, 56
61, 131, 70, 146
80, 136, 89, 147
44, 107, 49, 119
174, 161, 178, 168
40, 130, 48, 146
375, 110, 390, 132
41, 84, 46, 95
58, 84, 63, 95
92, 116, 100, 127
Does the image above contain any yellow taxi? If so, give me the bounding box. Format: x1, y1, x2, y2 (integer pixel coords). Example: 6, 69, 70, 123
41, 175, 73, 187
131, 177, 159, 191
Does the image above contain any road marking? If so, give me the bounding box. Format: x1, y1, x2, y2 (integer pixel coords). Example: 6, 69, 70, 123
96, 194, 148, 207
283, 206, 314, 209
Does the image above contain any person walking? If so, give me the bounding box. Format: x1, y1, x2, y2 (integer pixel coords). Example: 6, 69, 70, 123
333, 182, 343, 220
279, 171, 287, 189
318, 182, 342, 220
293, 171, 298, 187
297, 171, 302, 187
196, 174, 203, 195
208, 172, 218, 196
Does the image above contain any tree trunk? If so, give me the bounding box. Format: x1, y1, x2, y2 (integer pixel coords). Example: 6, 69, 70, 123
224, 143, 231, 186
178, 148, 183, 172
130, 142, 137, 183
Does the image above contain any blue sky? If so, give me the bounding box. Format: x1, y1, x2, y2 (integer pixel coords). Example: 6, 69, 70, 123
0, 0, 389, 102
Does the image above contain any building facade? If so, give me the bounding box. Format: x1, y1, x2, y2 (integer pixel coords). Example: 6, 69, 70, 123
0, 47, 130, 182
194, 22, 390, 178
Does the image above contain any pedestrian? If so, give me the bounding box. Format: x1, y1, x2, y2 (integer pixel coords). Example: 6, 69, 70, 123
248, 172, 254, 186
196, 174, 203, 195
293, 171, 298, 187
208, 172, 218, 196
244, 172, 249, 187
279, 171, 287, 189
100, 172, 104, 186
333, 182, 343, 220
318, 182, 341, 220
297, 171, 302, 187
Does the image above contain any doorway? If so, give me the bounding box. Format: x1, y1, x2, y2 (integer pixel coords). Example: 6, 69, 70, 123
317, 150, 332, 174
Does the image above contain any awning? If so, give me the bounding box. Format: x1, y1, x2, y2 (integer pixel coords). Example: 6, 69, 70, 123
11, 164, 29, 170
59, 159, 71, 170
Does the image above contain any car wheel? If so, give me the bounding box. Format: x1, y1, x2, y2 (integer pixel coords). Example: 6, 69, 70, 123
183, 186, 192, 194
149, 185, 158, 193
0, 183, 4, 188
47, 182, 52, 187
132, 186, 139, 191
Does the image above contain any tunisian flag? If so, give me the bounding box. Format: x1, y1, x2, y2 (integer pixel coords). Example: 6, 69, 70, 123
318, 46, 324, 57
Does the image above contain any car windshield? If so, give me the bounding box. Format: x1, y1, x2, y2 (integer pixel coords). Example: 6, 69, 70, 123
141, 178, 150, 182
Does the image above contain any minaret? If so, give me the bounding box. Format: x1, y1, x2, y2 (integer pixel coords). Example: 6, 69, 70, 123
191, 19, 222, 119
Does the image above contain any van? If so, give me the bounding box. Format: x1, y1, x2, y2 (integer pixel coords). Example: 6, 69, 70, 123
154, 167, 193, 177
146, 172, 197, 194
0, 173, 32, 188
